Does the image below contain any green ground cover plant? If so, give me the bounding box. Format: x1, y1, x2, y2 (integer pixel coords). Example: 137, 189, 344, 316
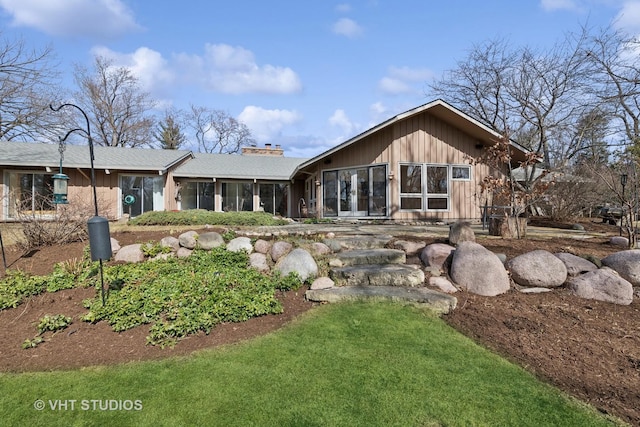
82, 247, 301, 347
0, 302, 619, 426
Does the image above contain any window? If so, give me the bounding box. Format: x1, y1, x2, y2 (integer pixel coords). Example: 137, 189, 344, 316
323, 171, 338, 217
182, 181, 214, 211
6, 172, 55, 218
452, 165, 471, 181
398, 163, 451, 212
426, 165, 449, 211
121, 175, 164, 217
399, 164, 422, 210
259, 183, 288, 215
222, 182, 253, 211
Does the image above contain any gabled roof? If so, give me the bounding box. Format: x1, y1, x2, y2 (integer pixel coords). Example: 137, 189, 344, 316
172, 152, 308, 181
0, 141, 193, 174
294, 99, 530, 173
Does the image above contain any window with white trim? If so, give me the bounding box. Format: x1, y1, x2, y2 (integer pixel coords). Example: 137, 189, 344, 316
399, 164, 422, 210
452, 165, 471, 181
426, 165, 448, 210
399, 163, 452, 211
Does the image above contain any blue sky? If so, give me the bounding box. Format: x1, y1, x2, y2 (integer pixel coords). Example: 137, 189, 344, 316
0, 0, 637, 158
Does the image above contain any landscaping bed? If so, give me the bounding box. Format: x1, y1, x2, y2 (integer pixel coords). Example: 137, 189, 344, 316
0, 221, 638, 425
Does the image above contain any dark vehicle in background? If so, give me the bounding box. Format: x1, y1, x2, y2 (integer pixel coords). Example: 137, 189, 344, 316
598, 206, 625, 225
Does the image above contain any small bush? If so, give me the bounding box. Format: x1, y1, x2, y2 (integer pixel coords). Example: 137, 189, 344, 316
36, 314, 72, 334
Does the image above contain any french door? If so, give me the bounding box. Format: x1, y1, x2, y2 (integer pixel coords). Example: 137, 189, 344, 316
323, 165, 387, 217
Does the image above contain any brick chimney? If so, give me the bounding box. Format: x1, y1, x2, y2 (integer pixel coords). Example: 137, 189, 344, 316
241, 143, 284, 156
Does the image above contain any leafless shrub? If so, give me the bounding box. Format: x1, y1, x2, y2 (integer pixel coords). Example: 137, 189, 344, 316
14, 193, 101, 254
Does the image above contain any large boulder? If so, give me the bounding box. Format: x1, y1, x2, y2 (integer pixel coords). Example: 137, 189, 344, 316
393, 240, 426, 256
448, 221, 475, 245
254, 239, 272, 254
160, 236, 180, 251
178, 230, 199, 249
450, 241, 510, 296
114, 244, 145, 263
507, 250, 567, 288
602, 250, 640, 286
197, 231, 225, 250
276, 248, 318, 282
567, 267, 634, 305
310, 242, 332, 256
554, 252, 598, 277
249, 252, 269, 272
226, 236, 253, 253
271, 241, 293, 262
420, 243, 455, 271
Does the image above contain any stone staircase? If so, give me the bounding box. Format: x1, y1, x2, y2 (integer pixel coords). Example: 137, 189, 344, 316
305, 236, 457, 314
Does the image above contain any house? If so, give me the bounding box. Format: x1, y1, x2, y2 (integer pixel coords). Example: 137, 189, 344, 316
0, 99, 528, 223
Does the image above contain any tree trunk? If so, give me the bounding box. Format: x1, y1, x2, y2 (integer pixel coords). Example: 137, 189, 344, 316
488, 216, 527, 238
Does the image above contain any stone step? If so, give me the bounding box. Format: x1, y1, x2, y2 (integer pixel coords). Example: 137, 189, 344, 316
334, 248, 406, 266
323, 235, 393, 251
330, 263, 425, 287
305, 286, 457, 314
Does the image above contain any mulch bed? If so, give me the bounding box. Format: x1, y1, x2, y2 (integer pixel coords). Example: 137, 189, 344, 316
0, 220, 638, 425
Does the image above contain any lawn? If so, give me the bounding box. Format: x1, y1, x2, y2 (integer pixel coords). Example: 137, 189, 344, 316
0, 301, 620, 427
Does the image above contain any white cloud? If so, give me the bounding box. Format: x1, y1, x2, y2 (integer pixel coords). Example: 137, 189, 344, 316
378, 66, 433, 95
614, 1, 640, 32
540, 0, 580, 11
332, 18, 363, 38
238, 106, 302, 142
91, 46, 174, 93
329, 109, 357, 135
0, 0, 141, 38
177, 43, 303, 95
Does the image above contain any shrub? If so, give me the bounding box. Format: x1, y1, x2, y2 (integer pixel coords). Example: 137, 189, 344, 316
128, 210, 288, 227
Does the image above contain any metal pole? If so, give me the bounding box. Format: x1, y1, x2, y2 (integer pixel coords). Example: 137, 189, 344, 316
0, 227, 6, 270
50, 103, 111, 305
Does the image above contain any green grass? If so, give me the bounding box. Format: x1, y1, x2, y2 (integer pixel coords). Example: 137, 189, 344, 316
0, 302, 619, 427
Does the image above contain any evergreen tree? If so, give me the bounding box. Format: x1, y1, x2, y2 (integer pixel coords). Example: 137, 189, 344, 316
155, 113, 186, 150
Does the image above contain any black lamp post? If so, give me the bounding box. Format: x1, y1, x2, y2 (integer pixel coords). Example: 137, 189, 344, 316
50, 103, 112, 305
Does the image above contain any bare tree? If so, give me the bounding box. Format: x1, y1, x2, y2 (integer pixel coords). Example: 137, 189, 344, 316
0, 33, 64, 142
186, 105, 255, 153
586, 26, 640, 155
429, 31, 593, 169
74, 56, 156, 147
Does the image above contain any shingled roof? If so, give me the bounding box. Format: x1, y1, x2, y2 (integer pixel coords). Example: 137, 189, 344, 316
0, 142, 193, 174
172, 152, 308, 180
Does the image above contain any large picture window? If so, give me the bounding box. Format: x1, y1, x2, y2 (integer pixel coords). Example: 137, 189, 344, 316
259, 183, 288, 216
121, 175, 164, 217
222, 182, 253, 212
6, 171, 55, 218
182, 181, 214, 211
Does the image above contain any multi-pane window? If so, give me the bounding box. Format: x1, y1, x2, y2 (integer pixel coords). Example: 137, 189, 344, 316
426, 165, 448, 210
6, 172, 55, 218
399, 164, 422, 210
222, 182, 253, 212
399, 164, 454, 211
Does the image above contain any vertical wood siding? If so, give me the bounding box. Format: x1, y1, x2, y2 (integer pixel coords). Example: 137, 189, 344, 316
297, 110, 494, 221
